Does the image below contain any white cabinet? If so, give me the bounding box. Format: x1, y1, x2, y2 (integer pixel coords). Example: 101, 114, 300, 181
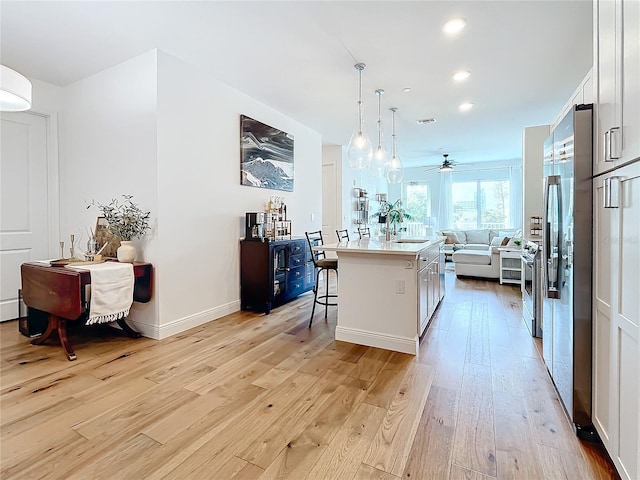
593, 161, 640, 480
418, 243, 444, 336
499, 249, 522, 285
593, 0, 640, 175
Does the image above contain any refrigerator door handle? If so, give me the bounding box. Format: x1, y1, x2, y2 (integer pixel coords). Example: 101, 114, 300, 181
544, 175, 561, 299
555, 177, 563, 299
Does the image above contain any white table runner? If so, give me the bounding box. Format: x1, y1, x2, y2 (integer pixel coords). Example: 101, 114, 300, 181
66, 262, 134, 325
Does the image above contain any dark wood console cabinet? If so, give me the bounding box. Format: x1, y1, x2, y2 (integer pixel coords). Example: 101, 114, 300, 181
240, 238, 315, 314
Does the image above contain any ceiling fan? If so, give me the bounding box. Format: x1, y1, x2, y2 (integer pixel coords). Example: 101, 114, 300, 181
424, 153, 470, 173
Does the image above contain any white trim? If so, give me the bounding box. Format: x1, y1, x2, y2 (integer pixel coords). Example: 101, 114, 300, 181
129, 300, 241, 340
335, 325, 418, 355
25, 109, 60, 258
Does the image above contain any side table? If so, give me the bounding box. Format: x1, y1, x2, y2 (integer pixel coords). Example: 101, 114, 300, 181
498, 248, 523, 285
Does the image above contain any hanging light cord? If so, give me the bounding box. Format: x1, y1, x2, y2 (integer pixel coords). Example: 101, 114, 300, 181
357, 66, 364, 134
376, 90, 383, 147
391, 108, 398, 156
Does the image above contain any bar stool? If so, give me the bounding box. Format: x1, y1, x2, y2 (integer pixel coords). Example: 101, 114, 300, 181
358, 227, 371, 239
305, 231, 338, 327
336, 229, 350, 242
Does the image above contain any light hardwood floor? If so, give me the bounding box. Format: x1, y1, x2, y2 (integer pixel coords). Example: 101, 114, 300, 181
1, 272, 618, 479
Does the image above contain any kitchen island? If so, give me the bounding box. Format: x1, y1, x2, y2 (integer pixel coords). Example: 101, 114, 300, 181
318, 237, 445, 355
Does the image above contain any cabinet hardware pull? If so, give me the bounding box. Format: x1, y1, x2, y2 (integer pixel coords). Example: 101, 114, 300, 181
603, 177, 620, 208
609, 127, 620, 160
604, 129, 611, 161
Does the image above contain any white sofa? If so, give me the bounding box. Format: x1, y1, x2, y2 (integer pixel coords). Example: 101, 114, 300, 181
440, 228, 522, 280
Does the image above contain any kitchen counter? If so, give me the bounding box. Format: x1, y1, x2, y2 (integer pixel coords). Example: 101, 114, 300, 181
317, 236, 445, 355
318, 237, 444, 256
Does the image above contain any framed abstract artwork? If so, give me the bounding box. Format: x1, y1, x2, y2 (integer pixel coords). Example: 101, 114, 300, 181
240, 115, 294, 192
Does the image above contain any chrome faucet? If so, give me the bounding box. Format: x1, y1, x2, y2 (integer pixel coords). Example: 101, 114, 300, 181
385, 208, 403, 241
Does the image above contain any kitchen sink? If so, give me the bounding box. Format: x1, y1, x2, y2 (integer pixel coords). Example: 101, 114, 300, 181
392, 238, 430, 244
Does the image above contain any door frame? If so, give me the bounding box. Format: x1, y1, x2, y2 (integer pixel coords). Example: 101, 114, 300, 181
32, 109, 60, 258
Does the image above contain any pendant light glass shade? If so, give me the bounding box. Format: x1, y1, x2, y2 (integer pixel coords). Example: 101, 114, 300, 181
347, 63, 373, 170
386, 107, 403, 184
370, 89, 389, 178
0, 65, 32, 112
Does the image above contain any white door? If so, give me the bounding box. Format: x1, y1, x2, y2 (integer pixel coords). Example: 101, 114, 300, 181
0, 112, 50, 321
322, 162, 338, 242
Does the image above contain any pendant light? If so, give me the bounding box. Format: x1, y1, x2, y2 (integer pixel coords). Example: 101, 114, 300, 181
370, 89, 389, 178
386, 107, 404, 184
347, 63, 373, 170
0, 65, 32, 112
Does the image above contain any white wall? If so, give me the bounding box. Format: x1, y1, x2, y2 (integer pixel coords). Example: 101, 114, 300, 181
322, 144, 343, 237
57, 50, 159, 332
156, 51, 322, 337
340, 155, 388, 235
522, 125, 550, 237
31, 48, 322, 339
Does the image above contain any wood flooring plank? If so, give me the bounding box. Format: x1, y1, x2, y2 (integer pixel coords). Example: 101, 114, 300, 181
351, 347, 394, 383
65, 432, 163, 480
236, 374, 340, 468
537, 444, 596, 480
72, 383, 196, 440
127, 382, 270, 480
449, 464, 495, 480
363, 362, 435, 476
493, 392, 545, 479
466, 303, 491, 366
305, 402, 387, 480
403, 385, 459, 480
230, 460, 265, 480
451, 363, 497, 477
256, 377, 368, 479
353, 463, 401, 480
0, 429, 86, 476
517, 356, 582, 455
158, 372, 320, 479
363, 351, 414, 409
490, 343, 522, 396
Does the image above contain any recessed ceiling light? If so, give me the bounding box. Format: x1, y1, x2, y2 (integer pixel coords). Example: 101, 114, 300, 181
459, 102, 474, 111
453, 70, 471, 81
403, 87, 412, 93
416, 118, 437, 125
442, 18, 466, 34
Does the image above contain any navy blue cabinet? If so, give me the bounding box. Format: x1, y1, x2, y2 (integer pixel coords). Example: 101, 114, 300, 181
240, 238, 315, 314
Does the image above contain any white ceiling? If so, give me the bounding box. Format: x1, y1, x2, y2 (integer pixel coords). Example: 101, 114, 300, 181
0, 1, 593, 168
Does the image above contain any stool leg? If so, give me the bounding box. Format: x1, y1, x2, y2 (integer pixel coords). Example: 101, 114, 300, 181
324, 268, 330, 319
309, 267, 321, 328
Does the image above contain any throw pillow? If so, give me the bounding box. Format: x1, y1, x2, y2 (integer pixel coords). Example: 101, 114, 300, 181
490, 236, 506, 246
443, 232, 460, 244
501, 237, 511, 246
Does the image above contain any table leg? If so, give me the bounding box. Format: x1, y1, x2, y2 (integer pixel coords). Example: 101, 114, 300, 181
116, 319, 141, 338
31, 314, 77, 361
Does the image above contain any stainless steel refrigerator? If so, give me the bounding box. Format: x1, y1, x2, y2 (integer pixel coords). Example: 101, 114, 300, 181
542, 104, 595, 439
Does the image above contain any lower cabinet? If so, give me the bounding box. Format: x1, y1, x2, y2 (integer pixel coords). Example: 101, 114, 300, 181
592, 161, 639, 480
418, 243, 445, 336
240, 238, 315, 314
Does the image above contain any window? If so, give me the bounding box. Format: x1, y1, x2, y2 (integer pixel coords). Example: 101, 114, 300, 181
402, 182, 431, 236
451, 179, 510, 229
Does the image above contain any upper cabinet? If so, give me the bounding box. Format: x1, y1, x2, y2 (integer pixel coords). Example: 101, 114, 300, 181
593, 0, 640, 174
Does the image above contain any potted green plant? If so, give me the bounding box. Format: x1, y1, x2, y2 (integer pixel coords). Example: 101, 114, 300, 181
88, 195, 151, 262
372, 199, 412, 235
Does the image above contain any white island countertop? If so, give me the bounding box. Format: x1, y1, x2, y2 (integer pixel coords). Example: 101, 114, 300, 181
318, 236, 445, 256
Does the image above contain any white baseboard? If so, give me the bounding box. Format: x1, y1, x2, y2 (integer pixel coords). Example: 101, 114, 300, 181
335, 325, 418, 355
128, 300, 241, 340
